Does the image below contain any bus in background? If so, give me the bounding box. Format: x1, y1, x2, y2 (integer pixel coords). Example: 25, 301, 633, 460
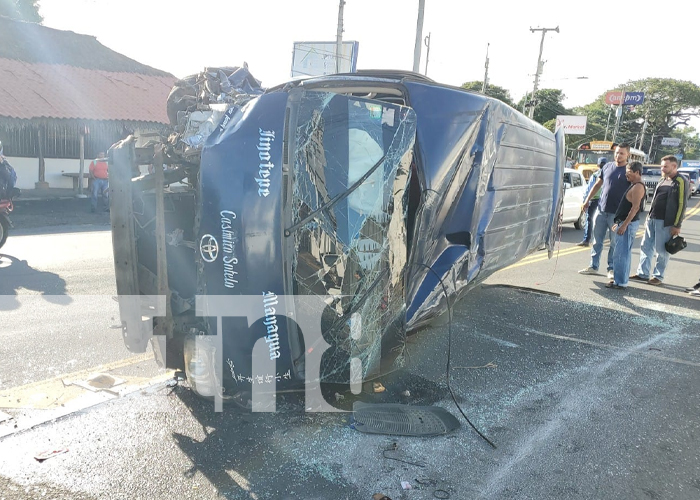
574, 140, 645, 181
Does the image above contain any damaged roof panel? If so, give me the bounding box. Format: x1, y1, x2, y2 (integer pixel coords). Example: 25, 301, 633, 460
0, 57, 176, 123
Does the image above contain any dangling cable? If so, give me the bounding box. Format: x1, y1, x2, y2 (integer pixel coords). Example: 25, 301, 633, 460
411, 262, 497, 449
534, 215, 565, 286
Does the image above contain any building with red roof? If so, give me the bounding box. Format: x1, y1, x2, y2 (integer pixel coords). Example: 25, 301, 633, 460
0, 15, 177, 188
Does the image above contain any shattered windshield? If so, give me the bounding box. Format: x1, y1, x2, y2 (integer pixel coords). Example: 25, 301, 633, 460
289, 90, 417, 382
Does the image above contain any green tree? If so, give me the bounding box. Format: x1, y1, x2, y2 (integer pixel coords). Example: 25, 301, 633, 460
542, 118, 557, 133
516, 88, 570, 125
574, 78, 700, 160
0, 0, 43, 23
460, 81, 515, 108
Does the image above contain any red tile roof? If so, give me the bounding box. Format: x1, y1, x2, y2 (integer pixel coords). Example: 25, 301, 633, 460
0, 57, 176, 124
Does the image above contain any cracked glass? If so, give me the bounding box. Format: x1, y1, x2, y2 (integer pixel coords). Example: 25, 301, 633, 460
289, 90, 417, 383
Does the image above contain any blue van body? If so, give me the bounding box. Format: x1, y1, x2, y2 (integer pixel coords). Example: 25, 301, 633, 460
110, 70, 564, 403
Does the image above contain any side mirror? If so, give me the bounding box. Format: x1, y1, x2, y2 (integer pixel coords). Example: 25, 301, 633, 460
563, 182, 572, 189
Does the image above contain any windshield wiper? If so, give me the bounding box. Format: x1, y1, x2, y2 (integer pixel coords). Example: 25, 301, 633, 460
284, 153, 387, 236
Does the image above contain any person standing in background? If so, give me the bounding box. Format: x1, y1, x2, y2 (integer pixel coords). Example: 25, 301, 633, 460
89, 152, 109, 212
576, 157, 607, 247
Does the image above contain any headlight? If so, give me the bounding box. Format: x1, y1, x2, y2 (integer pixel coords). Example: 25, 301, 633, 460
183, 334, 219, 398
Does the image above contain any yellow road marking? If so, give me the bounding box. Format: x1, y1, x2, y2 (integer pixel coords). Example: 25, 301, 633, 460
0, 353, 174, 410
507, 198, 700, 270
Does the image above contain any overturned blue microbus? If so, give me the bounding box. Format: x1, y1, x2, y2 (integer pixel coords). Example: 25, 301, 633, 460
110, 68, 564, 407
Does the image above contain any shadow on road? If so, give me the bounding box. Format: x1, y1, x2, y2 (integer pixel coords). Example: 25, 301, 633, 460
0, 253, 71, 310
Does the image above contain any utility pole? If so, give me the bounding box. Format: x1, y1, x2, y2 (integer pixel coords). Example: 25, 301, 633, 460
335, 0, 345, 74
612, 105, 623, 143
639, 109, 649, 152
412, 0, 426, 73
612, 84, 626, 143
604, 105, 613, 141
482, 43, 490, 93
423, 32, 431, 75
648, 133, 656, 163
528, 26, 559, 119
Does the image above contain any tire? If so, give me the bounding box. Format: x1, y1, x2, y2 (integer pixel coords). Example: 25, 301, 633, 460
0, 216, 9, 250
573, 209, 585, 230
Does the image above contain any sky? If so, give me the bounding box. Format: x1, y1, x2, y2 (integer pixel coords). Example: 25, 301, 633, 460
37, 0, 699, 110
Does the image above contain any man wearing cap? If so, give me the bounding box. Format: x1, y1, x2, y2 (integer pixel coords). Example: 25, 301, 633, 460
578, 143, 632, 279
576, 157, 607, 247
630, 155, 688, 286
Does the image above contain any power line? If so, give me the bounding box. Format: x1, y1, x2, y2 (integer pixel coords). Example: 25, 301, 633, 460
527, 26, 559, 119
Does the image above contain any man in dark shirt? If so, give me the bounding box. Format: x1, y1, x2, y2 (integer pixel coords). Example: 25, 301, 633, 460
578, 143, 632, 279
630, 155, 688, 285
606, 161, 645, 289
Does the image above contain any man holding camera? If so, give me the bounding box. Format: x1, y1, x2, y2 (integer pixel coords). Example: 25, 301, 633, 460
630, 155, 688, 286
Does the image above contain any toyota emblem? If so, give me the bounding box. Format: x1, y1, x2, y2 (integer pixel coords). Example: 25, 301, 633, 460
199, 234, 219, 263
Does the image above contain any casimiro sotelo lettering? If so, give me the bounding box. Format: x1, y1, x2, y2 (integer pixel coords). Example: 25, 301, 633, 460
220, 210, 238, 289
255, 129, 276, 197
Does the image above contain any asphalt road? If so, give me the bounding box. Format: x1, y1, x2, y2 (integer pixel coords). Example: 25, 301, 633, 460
1, 199, 700, 499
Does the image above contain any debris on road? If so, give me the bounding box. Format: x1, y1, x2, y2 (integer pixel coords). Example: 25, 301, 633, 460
352, 402, 460, 436
372, 382, 386, 393
453, 361, 498, 370
34, 447, 68, 462
381, 442, 426, 468
70, 373, 125, 394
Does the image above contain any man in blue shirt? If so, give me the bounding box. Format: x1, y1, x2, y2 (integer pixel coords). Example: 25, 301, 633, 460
576, 157, 607, 247
578, 143, 632, 279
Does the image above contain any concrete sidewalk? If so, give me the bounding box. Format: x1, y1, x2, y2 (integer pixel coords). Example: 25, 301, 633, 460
14, 188, 83, 201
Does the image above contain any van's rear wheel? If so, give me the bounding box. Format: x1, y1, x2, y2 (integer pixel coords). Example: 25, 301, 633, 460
0, 216, 9, 249
573, 209, 585, 230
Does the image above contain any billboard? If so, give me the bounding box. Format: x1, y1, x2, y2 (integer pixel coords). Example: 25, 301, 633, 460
555, 115, 587, 135
661, 137, 681, 147
291, 41, 359, 77
624, 92, 645, 104
605, 91, 645, 105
